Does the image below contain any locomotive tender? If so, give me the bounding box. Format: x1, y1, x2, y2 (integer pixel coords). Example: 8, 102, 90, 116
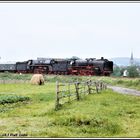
0, 57, 113, 76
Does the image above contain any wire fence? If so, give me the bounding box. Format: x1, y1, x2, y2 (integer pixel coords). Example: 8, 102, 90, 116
55, 80, 107, 110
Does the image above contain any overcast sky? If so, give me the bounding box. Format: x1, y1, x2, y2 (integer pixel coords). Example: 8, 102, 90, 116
0, 2, 140, 62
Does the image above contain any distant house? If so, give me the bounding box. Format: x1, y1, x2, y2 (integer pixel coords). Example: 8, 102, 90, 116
123, 70, 128, 77
136, 68, 140, 76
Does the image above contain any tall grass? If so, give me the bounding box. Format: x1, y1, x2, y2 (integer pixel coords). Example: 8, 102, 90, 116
0, 72, 32, 80
0, 74, 140, 137
0, 82, 139, 137
1, 73, 140, 90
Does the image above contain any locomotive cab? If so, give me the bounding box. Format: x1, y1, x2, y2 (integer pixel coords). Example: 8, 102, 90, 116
103, 61, 113, 76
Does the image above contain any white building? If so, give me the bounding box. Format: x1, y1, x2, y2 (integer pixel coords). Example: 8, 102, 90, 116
123, 70, 128, 77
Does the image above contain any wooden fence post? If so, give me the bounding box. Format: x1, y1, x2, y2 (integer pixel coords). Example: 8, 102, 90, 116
105, 84, 107, 89
102, 83, 104, 90
83, 83, 86, 96
100, 82, 103, 90
68, 83, 71, 103
104, 83, 107, 90
75, 82, 80, 100
95, 82, 99, 93
87, 80, 91, 94
55, 81, 60, 110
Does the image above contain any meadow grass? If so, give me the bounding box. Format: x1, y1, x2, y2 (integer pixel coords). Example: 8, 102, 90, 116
1, 72, 140, 90
0, 94, 30, 105
95, 76, 140, 90
0, 74, 140, 137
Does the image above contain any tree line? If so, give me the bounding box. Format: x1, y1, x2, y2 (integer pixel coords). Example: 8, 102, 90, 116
112, 65, 140, 78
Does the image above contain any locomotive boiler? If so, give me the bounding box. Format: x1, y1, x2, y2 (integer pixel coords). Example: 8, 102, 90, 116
68, 57, 113, 76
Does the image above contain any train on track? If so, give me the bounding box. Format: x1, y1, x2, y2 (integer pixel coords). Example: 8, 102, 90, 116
0, 57, 113, 76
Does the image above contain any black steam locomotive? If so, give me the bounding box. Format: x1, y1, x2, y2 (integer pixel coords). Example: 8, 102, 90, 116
0, 57, 113, 76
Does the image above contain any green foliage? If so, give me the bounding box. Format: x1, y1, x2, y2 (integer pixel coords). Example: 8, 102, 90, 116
112, 66, 121, 77
127, 65, 139, 78
111, 65, 140, 78
0, 95, 30, 105
70, 56, 81, 60
49, 114, 122, 135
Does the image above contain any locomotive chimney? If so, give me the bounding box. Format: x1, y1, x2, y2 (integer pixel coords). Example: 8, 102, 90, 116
101, 57, 104, 60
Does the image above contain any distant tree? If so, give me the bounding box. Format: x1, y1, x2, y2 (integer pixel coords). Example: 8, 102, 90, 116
127, 65, 139, 78
120, 67, 127, 76
71, 56, 81, 60
112, 66, 121, 77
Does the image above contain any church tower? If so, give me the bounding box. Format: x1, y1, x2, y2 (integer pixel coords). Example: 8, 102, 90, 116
130, 51, 134, 66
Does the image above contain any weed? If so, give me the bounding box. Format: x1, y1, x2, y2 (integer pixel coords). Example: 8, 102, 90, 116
0, 95, 30, 105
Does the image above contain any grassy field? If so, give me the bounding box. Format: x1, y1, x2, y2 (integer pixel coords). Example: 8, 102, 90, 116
0, 74, 140, 138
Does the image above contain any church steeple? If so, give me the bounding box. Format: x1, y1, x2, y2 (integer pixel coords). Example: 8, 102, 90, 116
130, 51, 134, 66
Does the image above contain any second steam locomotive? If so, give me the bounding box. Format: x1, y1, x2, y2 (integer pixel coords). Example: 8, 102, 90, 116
0, 57, 113, 76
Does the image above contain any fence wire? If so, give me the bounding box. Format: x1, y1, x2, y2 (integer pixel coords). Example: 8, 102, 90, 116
55, 80, 107, 110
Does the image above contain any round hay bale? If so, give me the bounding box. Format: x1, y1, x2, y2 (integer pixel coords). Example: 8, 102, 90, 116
30, 74, 45, 85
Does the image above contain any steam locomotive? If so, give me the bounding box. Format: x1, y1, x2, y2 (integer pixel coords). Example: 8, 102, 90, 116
0, 57, 113, 76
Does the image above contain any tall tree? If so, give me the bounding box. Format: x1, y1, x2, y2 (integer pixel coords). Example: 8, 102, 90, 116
127, 65, 139, 78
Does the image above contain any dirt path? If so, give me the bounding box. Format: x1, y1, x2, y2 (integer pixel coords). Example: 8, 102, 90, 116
107, 85, 140, 96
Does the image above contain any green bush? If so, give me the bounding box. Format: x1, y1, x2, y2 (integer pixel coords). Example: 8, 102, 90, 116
0, 95, 30, 105
127, 66, 139, 78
